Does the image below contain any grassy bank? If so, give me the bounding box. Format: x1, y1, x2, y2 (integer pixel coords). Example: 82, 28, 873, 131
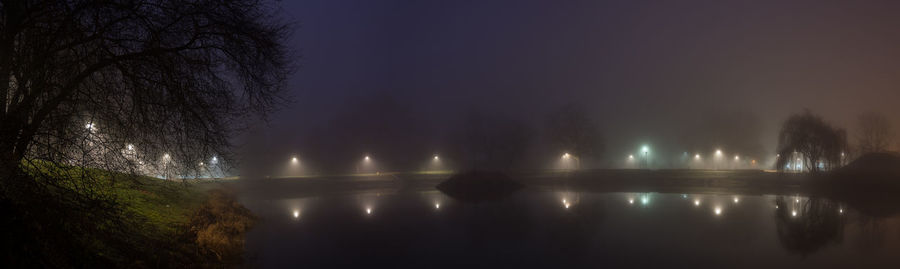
3, 162, 255, 267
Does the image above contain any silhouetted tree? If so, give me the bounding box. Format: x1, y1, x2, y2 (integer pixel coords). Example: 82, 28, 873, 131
856, 111, 894, 154
545, 104, 602, 168
1, 0, 289, 181
0, 1, 290, 266
775, 110, 847, 173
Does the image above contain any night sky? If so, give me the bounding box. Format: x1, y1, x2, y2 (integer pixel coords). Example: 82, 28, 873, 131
253, 0, 900, 170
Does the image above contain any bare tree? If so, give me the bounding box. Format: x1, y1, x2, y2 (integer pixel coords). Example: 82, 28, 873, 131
856, 111, 894, 154
0, 1, 290, 265
544, 103, 602, 169
1, 0, 290, 181
776, 110, 848, 173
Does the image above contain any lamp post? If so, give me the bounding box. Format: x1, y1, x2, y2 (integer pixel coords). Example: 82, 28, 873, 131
715, 149, 723, 170
642, 146, 649, 169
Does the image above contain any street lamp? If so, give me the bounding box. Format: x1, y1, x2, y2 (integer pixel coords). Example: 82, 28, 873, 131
561, 152, 580, 170
714, 149, 723, 170
641, 146, 649, 169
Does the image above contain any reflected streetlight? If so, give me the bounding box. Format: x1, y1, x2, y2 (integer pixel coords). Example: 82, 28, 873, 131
366, 208, 372, 215
292, 210, 300, 219
435, 203, 440, 209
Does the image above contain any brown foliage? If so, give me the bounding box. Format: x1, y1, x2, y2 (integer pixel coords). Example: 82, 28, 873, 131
188, 190, 256, 264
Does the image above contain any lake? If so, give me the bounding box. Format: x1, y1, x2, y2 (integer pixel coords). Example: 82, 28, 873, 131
233, 172, 900, 268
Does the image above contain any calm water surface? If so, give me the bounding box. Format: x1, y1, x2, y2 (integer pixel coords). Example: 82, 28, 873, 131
239, 183, 900, 268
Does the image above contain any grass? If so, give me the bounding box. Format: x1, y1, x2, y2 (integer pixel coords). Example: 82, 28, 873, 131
12, 161, 253, 267
23, 160, 209, 236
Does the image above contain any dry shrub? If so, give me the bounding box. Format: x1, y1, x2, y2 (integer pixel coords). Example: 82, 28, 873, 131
189, 190, 256, 263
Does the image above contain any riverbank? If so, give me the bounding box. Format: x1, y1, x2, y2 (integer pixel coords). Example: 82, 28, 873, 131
2, 164, 254, 267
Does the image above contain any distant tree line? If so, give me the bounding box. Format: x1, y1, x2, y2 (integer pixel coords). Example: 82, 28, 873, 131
775, 109, 896, 173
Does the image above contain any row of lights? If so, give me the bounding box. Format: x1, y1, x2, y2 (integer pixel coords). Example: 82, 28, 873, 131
91, 124, 220, 168
288, 154, 440, 163
289, 195, 846, 221
291, 201, 444, 220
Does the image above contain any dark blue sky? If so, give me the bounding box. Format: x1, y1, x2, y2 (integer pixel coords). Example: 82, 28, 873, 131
261, 0, 900, 160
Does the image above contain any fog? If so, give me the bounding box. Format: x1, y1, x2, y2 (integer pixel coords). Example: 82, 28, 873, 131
238, 0, 900, 175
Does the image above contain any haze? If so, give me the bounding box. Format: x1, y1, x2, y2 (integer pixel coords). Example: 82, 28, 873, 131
243, 0, 900, 173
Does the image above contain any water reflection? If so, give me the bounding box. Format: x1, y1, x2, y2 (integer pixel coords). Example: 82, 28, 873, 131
774, 196, 846, 256
242, 190, 900, 267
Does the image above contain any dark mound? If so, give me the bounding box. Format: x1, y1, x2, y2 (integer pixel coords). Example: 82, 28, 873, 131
821, 153, 900, 215
836, 152, 900, 178
436, 171, 524, 203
